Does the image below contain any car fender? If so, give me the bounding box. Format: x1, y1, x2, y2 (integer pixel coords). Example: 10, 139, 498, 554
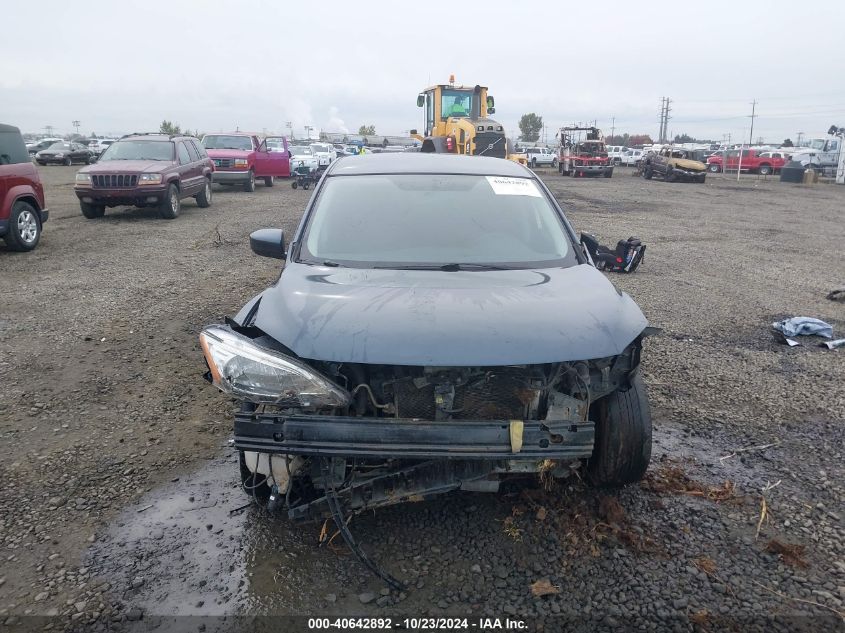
3, 183, 44, 220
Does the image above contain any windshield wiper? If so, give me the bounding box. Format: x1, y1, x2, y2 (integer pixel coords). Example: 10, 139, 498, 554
376, 263, 514, 271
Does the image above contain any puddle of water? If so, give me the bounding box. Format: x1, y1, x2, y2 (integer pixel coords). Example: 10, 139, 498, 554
88, 450, 367, 618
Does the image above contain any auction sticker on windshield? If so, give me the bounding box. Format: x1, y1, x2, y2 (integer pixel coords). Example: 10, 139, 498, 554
486, 176, 542, 197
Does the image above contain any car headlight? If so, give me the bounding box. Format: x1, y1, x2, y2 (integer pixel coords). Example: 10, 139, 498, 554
234, 158, 249, 168
138, 174, 162, 185
199, 325, 351, 408
75, 173, 91, 184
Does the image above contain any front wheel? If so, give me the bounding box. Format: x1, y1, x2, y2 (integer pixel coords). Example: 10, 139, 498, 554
587, 374, 652, 487
80, 202, 105, 219
159, 184, 180, 219
3, 201, 41, 251
758, 164, 772, 176
243, 170, 256, 192
195, 178, 212, 208
62, 157, 72, 166
552, 158, 558, 168
264, 176, 275, 187
291, 181, 298, 189
708, 164, 720, 173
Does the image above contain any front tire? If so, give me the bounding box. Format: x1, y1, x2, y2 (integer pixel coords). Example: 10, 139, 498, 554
4, 201, 41, 251
552, 158, 558, 168
708, 163, 720, 173
62, 157, 72, 166
758, 164, 772, 176
243, 170, 256, 192
587, 374, 652, 487
264, 176, 275, 187
195, 178, 212, 208
80, 202, 106, 219
159, 184, 180, 219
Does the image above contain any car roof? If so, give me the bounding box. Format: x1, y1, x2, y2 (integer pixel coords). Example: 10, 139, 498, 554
326, 153, 534, 177
0, 124, 22, 134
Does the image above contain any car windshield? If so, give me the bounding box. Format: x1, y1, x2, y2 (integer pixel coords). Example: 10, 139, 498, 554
301, 174, 575, 269
266, 139, 286, 152
99, 140, 174, 161
291, 146, 312, 156
48, 142, 71, 150
202, 135, 253, 151
809, 139, 826, 150
311, 144, 330, 153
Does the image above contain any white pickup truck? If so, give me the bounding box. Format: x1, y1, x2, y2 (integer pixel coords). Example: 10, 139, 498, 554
524, 147, 558, 168
790, 131, 841, 170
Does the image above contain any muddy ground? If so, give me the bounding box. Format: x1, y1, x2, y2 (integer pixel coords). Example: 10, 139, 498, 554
0, 165, 843, 632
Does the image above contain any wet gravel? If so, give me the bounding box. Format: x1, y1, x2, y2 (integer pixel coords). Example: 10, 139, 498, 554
0, 165, 843, 632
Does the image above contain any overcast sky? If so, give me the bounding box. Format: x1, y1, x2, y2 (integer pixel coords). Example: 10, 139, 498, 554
4, 1, 844, 144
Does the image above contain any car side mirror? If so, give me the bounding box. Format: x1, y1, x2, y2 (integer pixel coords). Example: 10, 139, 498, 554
416, 94, 425, 107
250, 228, 286, 260
287, 150, 292, 158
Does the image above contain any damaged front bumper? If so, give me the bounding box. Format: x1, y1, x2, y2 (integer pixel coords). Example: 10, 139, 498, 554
234, 412, 595, 520
234, 413, 594, 460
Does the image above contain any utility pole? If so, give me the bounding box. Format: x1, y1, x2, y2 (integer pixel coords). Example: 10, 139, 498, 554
748, 99, 757, 147
739, 99, 757, 182
657, 98, 671, 143
797, 131, 804, 147
72, 120, 80, 136
610, 116, 615, 143
44, 125, 54, 137
304, 125, 313, 139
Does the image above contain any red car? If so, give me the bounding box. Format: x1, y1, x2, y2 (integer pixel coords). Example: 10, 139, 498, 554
0, 124, 49, 251
706, 149, 786, 175
74, 133, 215, 220
201, 133, 292, 191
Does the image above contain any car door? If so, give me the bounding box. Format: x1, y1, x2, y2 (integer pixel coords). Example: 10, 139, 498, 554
825, 138, 839, 166
185, 140, 205, 193
254, 137, 291, 177
176, 141, 199, 194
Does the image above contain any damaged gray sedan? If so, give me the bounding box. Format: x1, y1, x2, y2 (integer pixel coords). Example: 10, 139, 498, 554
200, 154, 653, 524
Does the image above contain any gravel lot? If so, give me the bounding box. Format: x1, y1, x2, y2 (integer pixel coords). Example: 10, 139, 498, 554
0, 164, 843, 632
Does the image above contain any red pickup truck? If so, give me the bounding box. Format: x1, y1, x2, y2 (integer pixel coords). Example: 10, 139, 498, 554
201, 133, 292, 191
706, 149, 786, 175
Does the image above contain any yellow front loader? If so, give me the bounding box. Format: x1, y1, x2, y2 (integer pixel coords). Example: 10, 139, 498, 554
411, 76, 526, 165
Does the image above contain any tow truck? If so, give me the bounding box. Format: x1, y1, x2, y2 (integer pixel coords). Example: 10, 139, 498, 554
411, 76, 526, 165
557, 126, 613, 178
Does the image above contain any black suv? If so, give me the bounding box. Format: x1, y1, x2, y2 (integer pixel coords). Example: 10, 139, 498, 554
74, 134, 215, 219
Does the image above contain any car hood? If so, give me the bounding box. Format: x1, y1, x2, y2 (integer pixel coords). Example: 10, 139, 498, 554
670, 158, 706, 171
291, 155, 318, 162
79, 160, 175, 174
252, 263, 648, 366
206, 149, 253, 159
